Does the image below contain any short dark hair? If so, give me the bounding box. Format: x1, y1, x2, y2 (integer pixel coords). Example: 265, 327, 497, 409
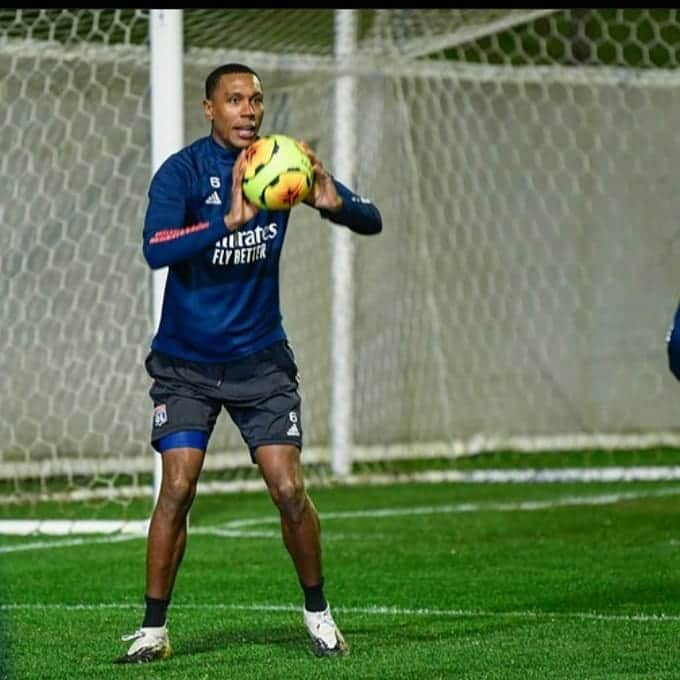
205, 63, 261, 99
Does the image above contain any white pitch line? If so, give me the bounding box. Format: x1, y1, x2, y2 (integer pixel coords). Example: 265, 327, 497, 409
3, 486, 680, 553
191, 528, 279, 539
0, 528, 371, 553
0, 533, 140, 554
0, 529, 277, 554
0, 601, 679, 624
221, 486, 680, 528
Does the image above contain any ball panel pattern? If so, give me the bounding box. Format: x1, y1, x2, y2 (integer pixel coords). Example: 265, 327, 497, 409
242, 134, 314, 210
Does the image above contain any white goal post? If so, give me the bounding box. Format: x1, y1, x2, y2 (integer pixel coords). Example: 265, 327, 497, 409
2, 9, 680, 509
149, 9, 183, 501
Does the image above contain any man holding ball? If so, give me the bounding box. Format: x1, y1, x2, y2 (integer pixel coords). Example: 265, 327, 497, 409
115, 63, 382, 664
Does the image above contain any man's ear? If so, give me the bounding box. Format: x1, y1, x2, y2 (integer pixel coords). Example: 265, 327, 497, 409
203, 98, 213, 122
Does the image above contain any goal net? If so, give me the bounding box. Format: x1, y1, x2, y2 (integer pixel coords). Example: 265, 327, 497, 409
2, 9, 680, 510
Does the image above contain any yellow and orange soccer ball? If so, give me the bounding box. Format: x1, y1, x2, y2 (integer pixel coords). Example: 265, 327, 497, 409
242, 134, 314, 211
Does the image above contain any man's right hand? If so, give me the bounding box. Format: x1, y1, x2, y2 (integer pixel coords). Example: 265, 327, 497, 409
224, 150, 259, 232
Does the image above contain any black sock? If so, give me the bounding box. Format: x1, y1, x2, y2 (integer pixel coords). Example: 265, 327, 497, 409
142, 595, 170, 628
301, 577, 327, 612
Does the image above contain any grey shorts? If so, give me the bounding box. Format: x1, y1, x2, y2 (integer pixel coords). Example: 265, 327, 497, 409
145, 340, 302, 462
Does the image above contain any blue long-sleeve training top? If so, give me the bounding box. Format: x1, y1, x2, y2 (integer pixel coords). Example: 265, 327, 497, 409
143, 135, 382, 363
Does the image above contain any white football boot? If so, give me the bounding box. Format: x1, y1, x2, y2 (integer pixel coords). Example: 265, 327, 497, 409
114, 625, 171, 664
303, 604, 349, 657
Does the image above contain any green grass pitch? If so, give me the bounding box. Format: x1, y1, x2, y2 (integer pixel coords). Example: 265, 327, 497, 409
2, 480, 680, 679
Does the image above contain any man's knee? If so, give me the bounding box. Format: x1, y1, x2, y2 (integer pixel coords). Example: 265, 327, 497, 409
159, 474, 197, 512
157, 447, 204, 512
269, 477, 307, 522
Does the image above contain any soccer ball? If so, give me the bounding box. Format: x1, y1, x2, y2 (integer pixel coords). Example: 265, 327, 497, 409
242, 134, 314, 211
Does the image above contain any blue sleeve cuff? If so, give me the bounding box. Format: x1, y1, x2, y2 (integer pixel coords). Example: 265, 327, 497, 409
319, 178, 382, 235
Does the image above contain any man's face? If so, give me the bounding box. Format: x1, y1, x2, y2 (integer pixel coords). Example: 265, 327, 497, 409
203, 72, 264, 151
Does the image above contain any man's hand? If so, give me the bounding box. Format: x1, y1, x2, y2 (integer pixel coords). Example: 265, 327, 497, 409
224, 150, 259, 231
298, 141, 343, 213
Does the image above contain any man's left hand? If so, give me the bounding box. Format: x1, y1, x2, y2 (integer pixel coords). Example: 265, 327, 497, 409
298, 141, 342, 213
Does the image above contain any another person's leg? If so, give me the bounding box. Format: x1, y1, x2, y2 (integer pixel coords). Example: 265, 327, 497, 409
666, 300, 680, 381
257, 444, 348, 656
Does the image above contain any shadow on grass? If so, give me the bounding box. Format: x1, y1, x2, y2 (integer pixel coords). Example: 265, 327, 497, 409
180, 623, 305, 656
177, 616, 534, 661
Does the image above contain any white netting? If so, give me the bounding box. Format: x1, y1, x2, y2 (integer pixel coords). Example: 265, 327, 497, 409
0, 9, 152, 502
2, 9, 680, 503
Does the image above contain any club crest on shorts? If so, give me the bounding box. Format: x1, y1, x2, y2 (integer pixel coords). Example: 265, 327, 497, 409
153, 404, 168, 428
